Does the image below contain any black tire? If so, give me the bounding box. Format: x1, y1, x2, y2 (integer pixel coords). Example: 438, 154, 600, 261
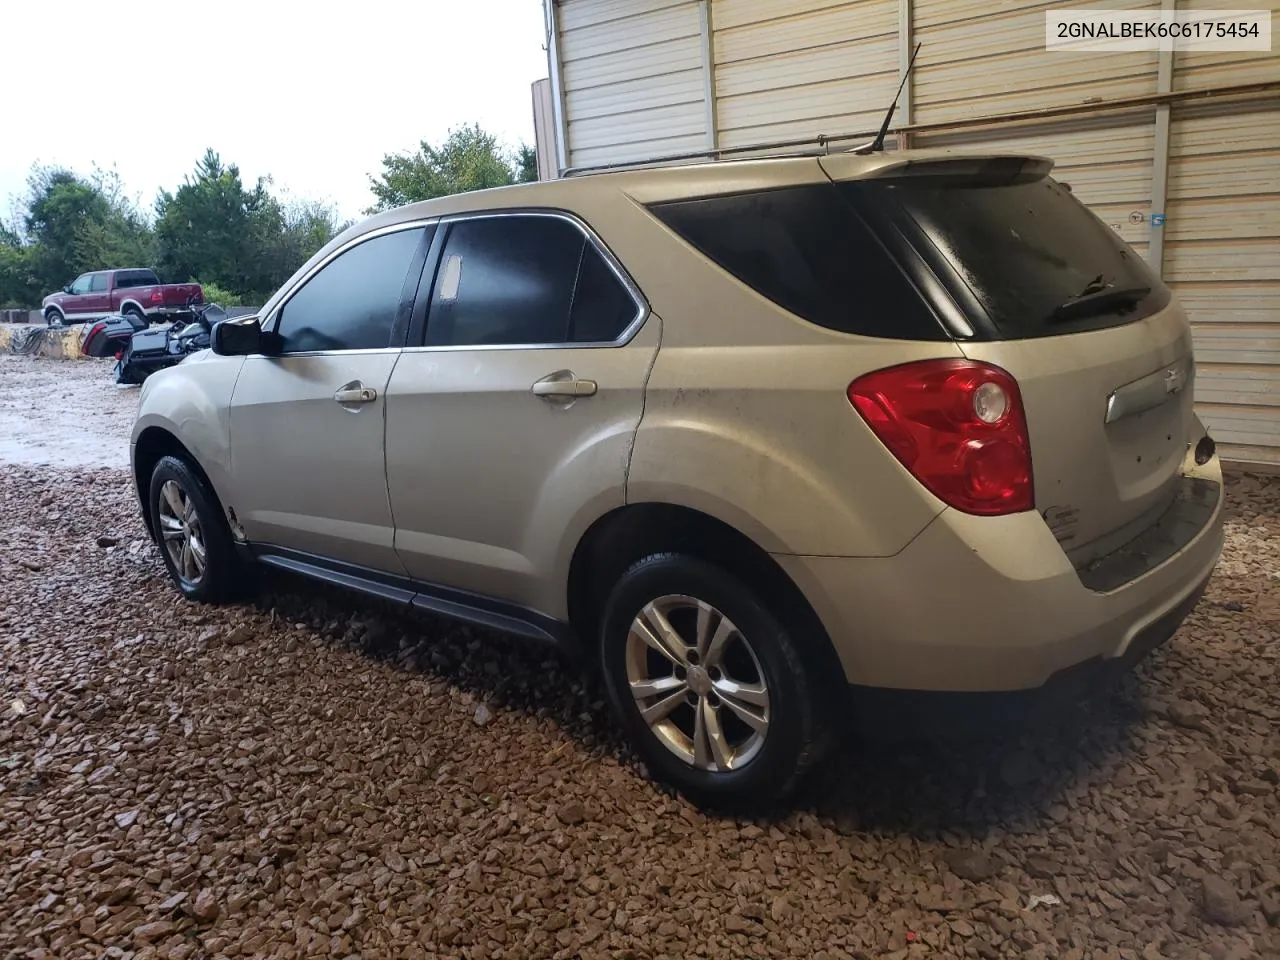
599, 553, 827, 811
122, 305, 146, 327
45, 308, 64, 327
147, 455, 240, 603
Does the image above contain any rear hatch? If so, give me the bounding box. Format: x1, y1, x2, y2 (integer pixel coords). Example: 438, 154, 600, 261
822, 154, 1198, 563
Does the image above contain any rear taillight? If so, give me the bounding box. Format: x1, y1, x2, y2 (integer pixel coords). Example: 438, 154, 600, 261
150, 288, 163, 304
848, 359, 1033, 516
83, 322, 106, 355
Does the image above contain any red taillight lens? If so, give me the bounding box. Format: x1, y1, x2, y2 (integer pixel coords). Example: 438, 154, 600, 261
849, 359, 1034, 516
150, 288, 163, 304
83, 321, 106, 355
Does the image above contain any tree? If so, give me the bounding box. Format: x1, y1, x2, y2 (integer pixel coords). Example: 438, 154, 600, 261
258, 198, 347, 292
72, 168, 154, 272
153, 150, 344, 302
155, 149, 282, 300
515, 143, 539, 183
19, 164, 154, 294
0, 234, 39, 308
366, 124, 533, 213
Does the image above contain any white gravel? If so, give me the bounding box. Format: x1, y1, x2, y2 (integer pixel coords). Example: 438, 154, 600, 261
1, 355, 1277, 959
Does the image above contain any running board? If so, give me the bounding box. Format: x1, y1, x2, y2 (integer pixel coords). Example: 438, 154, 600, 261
253, 548, 573, 647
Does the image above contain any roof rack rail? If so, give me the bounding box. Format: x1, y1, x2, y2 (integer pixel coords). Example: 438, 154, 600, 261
560, 127, 884, 177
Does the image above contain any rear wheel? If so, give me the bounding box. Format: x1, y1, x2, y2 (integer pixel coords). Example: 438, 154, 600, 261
599, 553, 827, 810
122, 305, 146, 328
147, 456, 240, 602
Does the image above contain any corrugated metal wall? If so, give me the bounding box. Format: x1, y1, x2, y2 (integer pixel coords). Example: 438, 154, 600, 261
712, 0, 899, 148
912, 0, 1159, 124
557, 0, 708, 168
548, 0, 1280, 466
1166, 102, 1280, 466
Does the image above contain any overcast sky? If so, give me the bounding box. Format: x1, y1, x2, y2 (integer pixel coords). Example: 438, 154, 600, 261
1, 0, 550, 224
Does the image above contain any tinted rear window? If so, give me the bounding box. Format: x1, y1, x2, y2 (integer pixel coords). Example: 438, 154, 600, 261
648, 185, 946, 340
115, 269, 159, 288
846, 177, 1171, 339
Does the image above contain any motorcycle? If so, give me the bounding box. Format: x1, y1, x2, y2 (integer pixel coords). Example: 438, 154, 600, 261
81, 296, 228, 384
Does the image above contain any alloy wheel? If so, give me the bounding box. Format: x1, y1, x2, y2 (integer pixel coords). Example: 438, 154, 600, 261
625, 595, 770, 772
157, 479, 208, 586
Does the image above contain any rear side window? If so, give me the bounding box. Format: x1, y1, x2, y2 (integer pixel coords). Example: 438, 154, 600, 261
647, 185, 945, 340
569, 245, 637, 343
276, 227, 425, 353
424, 215, 637, 347
115, 269, 159, 288
850, 177, 1172, 339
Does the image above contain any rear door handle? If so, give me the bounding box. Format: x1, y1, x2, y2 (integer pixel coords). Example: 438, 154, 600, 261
334, 382, 377, 404
532, 371, 597, 400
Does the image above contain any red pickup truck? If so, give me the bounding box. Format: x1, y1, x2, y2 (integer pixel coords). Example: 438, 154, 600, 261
41, 269, 202, 327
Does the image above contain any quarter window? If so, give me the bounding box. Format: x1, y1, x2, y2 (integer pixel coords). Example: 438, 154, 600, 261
648, 185, 944, 340
424, 215, 636, 347
275, 227, 426, 353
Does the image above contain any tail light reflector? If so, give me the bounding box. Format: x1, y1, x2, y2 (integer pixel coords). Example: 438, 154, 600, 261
83, 321, 106, 355
849, 359, 1034, 516
150, 288, 163, 304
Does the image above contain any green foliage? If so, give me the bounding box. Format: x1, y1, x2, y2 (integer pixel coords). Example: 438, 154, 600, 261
153, 150, 343, 303
1, 123, 516, 307
0, 241, 39, 308
366, 124, 536, 213
515, 143, 539, 183
195, 281, 242, 307
0, 165, 157, 305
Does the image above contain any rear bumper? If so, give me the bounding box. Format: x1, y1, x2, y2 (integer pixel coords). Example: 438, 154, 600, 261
775, 458, 1224, 693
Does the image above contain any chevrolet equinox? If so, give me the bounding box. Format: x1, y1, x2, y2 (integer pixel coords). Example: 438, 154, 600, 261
131, 150, 1225, 807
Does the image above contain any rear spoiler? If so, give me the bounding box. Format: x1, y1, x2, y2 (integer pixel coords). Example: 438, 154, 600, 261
826, 154, 1055, 186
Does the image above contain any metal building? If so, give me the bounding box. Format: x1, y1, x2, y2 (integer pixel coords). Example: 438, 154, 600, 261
538, 0, 1280, 468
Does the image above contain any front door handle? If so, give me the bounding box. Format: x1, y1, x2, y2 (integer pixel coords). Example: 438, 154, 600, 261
532, 371, 597, 400
334, 382, 377, 404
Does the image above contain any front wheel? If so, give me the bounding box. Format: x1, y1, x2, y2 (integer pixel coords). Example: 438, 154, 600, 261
599, 553, 828, 810
45, 309, 64, 327
147, 456, 240, 602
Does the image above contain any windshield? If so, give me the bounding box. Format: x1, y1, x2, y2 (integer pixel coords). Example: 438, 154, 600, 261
842, 176, 1171, 339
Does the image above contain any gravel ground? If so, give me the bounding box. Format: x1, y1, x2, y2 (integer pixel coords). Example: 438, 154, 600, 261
0, 356, 135, 469
2, 355, 1279, 959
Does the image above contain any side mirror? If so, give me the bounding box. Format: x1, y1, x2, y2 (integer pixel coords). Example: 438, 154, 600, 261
63, 284, 72, 294
212, 316, 270, 356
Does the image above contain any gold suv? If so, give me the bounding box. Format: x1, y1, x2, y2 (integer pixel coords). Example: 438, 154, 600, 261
131, 150, 1224, 807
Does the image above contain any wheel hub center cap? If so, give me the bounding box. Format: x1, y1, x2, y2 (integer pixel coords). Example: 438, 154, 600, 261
687, 665, 712, 695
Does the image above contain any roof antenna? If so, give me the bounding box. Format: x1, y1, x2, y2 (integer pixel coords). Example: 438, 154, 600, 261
854, 42, 922, 155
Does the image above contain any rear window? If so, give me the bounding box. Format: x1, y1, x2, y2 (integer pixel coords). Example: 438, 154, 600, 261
844, 176, 1172, 339
115, 269, 159, 288
647, 185, 946, 340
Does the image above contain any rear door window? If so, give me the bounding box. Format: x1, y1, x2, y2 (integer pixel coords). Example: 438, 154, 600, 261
116, 269, 159, 288
647, 185, 946, 340
844, 176, 1172, 339
423, 215, 639, 347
